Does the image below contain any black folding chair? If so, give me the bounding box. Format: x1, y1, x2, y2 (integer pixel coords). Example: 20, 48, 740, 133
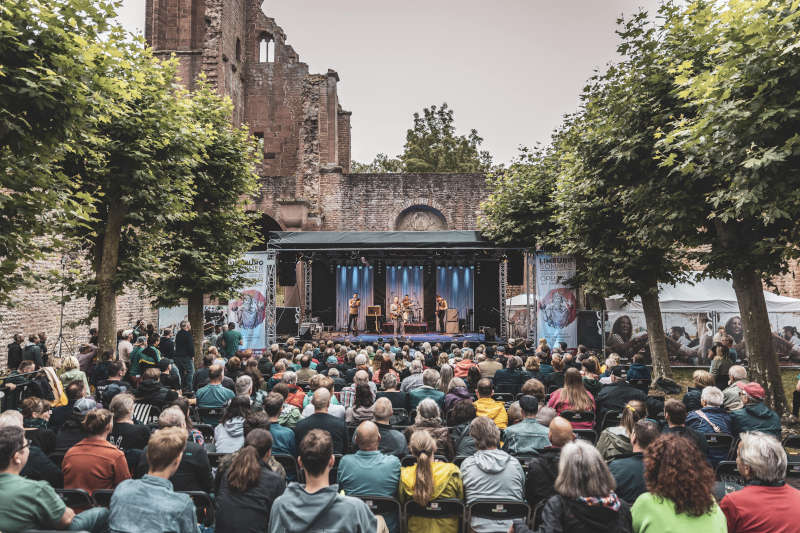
405, 498, 464, 532
467, 500, 530, 528
705, 433, 735, 461
273, 454, 302, 481
493, 391, 518, 401
194, 423, 215, 443
715, 461, 745, 485
48, 452, 65, 468
786, 462, 800, 490
391, 408, 409, 426
574, 429, 598, 444
532, 500, 547, 529
600, 410, 622, 431
178, 491, 214, 527
55, 489, 94, 509
629, 379, 652, 394
354, 495, 403, 531
207, 452, 227, 469
92, 489, 114, 507
401, 454, 449, 467
560, 410, 595, 427
196, 407, 225, 426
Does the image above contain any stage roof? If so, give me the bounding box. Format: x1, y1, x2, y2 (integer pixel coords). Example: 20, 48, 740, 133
267, 231, 522, 251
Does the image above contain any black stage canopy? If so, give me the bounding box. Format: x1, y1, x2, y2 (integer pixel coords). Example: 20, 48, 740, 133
266, 230, 523, 251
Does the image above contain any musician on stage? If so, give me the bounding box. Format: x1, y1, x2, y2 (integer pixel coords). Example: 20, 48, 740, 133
436, 294, 448, 333
390, 296, 405, 337
348, 292, 361, 335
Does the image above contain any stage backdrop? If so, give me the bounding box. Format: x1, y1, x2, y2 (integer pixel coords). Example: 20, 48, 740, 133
336, 266, 374, 330
536, 253, 578, 348
228, 252, 270, 351
385, 266, 424, 321
436, 266, 474, 320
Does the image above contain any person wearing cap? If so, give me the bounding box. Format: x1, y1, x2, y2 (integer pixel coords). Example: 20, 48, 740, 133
730, 381, 781, 439
502, 395, 550, 455
158, 358, 181, 390
54, 397, 96, 453
595, 365, 647, 424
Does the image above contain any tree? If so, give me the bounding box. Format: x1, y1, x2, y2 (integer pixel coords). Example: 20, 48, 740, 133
0, 0, 115, 307
150, 79, 262, 359
351, 103, 493, 173
658, 0, 800, 412
56, 40, 198, 353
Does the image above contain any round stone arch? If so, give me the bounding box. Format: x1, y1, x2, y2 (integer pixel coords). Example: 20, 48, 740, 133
394, 204, 449, 231
248, 211, 283, 251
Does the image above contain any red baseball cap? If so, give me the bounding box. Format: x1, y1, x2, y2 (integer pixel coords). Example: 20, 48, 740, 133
736, 381, 765, 401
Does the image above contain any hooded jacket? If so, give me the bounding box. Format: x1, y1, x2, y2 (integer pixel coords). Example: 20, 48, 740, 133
214, 417, 245, 453
730, 402, 781, 439
399, 462, 463, 533
443, 387, 473, 415
474, 397, 509, 429
268, 482, 376, 533
596, 426, 632, 462
536, 494, 632, 533
460, 449, 525, 533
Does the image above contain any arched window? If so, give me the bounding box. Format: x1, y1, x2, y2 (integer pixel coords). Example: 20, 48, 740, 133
395, 205, 448, 231
258, 33, 275, 63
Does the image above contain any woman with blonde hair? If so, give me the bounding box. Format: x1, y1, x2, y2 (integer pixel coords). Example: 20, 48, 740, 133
59, 355, 90, 395
399, 430, 463, 533
438, 363, 454, 394
597, 400, 647, 462
548, 367, 595, 429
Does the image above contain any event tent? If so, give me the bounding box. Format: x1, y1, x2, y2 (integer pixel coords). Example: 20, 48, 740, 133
604, 275, 800, 313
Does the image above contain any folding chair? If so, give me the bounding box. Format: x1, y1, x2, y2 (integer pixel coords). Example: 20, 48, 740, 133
705, 433, 735, 461
354, 495, 403, 532
194, 423, 215, 444
786, 462, 800, 490
178, 491, 215, 527
560, 410, 595, 427
92, 489, 114, 507
48, 452, 65, 468
466, 500, 530, 529
715, 461, 745, 485
55, 489, 94, 509
405, 498, 464, 533
401, 454, 449, 467
273, 454, 302, 482
207, 452, 227, 469
600, 410, 622, 431
196, 407, 225, 426
574, 429, 598, 444
532, 501, 547, 529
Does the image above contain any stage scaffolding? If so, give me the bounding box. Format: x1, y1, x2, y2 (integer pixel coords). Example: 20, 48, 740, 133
265, 250, 277, 345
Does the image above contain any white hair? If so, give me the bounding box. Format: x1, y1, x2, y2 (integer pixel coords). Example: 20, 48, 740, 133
739, 431, 786, 483
729, 365, 747, 381
410, 359, 423, 374
0, 410, 23, 428
235, 375, 253, 396
354, 354, 367, 366
282, 371, 297, 385
701, 386, 724, 407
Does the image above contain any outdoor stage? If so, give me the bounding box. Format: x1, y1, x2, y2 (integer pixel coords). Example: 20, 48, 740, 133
264, 231, 533, 345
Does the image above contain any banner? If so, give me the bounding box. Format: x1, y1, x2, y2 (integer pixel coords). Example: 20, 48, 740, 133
228, 252, 271, 351
536, 254, 578, 348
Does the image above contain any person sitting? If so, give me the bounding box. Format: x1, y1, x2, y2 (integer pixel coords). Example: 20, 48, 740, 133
107, 393, 151, 452
595, 367, 648, 424
453, 349, 478, 378
215, 428, 286, 533
581, 357, 603, 396
264, 392, 296, 456
192, 354, 215, 391
682, 370, 715, 412
730, 381, 781, 439
109, 427, 198, 533
135, 407, 213, 493
0, 425, 109, 533
281, 371, 306, 409
327, 367, 347, 391
62, 408, 131, 498
55, 397, 96, 454
626, 353, 651, 382
214, 395, 250, 454
443, 377, 472, 416
507, 401, 523, 426
400, 359, 426, 392
375, 372, 408, 410
524, 416, 575, 510
547, 367, 596, 429
359, 397, 406, 457
632, 434, 726, 532
301, 374, 340, 410
478, 349, 503, 379
722, 365, 748, 411
720, 431, 800, 533
542, 354, 566, 390
461, 416, 525, 533
512, 439, 631, 533
169, 397, 205, 446
493, 356, 527, 395
195, 364, 235, 423
503, 395, 551, 455
609, 420, 660, 504
399, 430, 464, 533
0, 410, 63, 490
710, 343, 734, 390
134, 367, 178, 410
521, 378, 547, 405
342, 369, 376, 409
685, 386, 732, 466
21, 397, 56, 455
301, 376, 345, 419
345, 383, 376, 425
408, 368, 445, 410
272, 383, 303, 428
59, 355, 91, 396
345, 353, 374, 384
269, 429, 378, 532
295, 353, 317, 384
404, 398, 455, 460
597, 400, 646, 462
338, 421, 402, 533
662, 399, 708, 456
294, 388, 349, 454
473, 378, 508, 430
448, 399, 478, 457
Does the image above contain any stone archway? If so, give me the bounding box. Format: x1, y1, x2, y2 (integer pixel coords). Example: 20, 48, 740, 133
395, 205, 448, 231
249, 211, 283, 250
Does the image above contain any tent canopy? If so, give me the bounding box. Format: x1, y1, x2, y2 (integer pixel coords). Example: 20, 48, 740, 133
506, 293, 535, 307
267, 231, 522, 251
605, 275, 800, 313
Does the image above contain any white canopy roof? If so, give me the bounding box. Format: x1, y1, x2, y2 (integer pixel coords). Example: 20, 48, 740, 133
506, 293, 536, 307
605, 275, 800, 313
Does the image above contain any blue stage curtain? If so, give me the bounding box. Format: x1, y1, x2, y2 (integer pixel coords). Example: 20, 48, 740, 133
436, 266, 475, 320
336, 266, 374, 330
385, 266, 424, 321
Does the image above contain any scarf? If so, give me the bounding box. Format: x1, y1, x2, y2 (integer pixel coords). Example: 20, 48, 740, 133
577, 491, 622, 512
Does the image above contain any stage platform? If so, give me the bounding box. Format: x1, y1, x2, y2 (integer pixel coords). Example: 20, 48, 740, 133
326, 332, 494, 344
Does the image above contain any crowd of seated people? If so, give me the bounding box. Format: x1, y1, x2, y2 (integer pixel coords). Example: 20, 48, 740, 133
1, 334, 799, 533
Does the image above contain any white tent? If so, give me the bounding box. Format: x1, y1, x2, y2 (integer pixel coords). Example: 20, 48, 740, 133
605, 276, 800, 313
506, 293, 536, 307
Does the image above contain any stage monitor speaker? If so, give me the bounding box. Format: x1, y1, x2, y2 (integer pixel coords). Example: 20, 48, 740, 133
446, 321, 460, 334
276, 306, 299, 335
507, 250, 524, 285
298, 324, 313, 340
482, 326, 497, 341
277, 254, 297, 286
445, 309, 459, 322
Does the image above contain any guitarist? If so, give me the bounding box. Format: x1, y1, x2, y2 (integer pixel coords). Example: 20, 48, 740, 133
390, 296, 405, 337
348, 292, 361, 336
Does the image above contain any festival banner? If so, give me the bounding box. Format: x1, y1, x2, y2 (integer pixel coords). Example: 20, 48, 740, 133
535, 254, 578, 348
228, 252, 271, 351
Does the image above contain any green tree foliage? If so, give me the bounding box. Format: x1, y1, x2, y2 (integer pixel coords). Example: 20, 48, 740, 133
150, 79, 262, 358
56, 40, 198, 353
0, 0, 116, 307
352, 103, 493, 173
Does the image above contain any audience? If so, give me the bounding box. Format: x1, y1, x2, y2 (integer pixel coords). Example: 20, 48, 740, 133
608, 420, 660, 504
345, 383, 376, 424
596, 367, 647, 423
461, 416, 525, 533
448, 399, 479, 456
400, 359, 426, 392
503, 395, 551, 455
108, 393, 151, 451
109, 427, 197, 533
51, 382, 85, 432
215, 428, 286, 533
281, 371, 306, 408
269, 429, 378, 532
632, 434, 726, 532
264, 392, 296, 456
729, 381, 781, 439
547, 367, 596, 429
524, 416, 575, 510
493, 355, 526, 394
662, 399, 708, 456
196, 364, 235, 412
477, 349, 502, 379
405, 398, 454, 460
399, 430, 464, 533
55, 397, 95, 454
720, 431, 800, 533
685, 386, 732, 465
722, 365, 748, 411
408, 368, 445, 410
214, 395, 250, 453
443, 377, 472, 415
294, 388, 348, 454
134, 367, 178, 409
361, 397, 407, 457
597, 400, 646, 462
473, 378, 508, 429
682, 370, 715, 412
626, 353, 651, 381
0, 410, 63, 494
376, 373, 408, 410
21, 397, 55, 455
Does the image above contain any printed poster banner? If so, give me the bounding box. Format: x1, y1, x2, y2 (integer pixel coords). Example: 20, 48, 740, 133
536, 254, 578, 348
228, 252, 270, 351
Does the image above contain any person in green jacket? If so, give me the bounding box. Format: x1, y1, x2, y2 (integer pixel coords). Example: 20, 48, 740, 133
632, 433, 726, 533
729, 381, 781, 439
222, 322, 243, 358
128, 337, 147, 377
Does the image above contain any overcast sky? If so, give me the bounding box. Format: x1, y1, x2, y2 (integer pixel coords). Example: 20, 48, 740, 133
117, 0, 660, 165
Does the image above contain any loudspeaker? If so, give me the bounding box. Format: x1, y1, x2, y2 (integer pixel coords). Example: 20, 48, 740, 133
298, 324, 313, 340
445, 309, 459, 322
277, 254, 297, 286
276, 307, 299, 335
507, 250, 524, 285
483, 327, 496, 341
446, 321, 460, 334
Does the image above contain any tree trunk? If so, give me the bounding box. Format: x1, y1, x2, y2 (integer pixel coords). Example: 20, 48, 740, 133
188, 289, 205, 368
640, 283, 672, 380
731, 267, 786, 414
96, 204, 125, 355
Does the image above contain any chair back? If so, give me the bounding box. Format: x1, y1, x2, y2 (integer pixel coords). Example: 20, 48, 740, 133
273, 454, 301, 481
207, 452, 227, 469
786, 462, 800, 491
178, 491, 215, 527
196, 407, 224, 426
55, 489, 94, 509
194, 423, 215, 443
355, 495, 403, 524
405, 498, 464, 529
600, 410, 622, 430
574, 429, 598, 444
467, 500, 530, 524
560, 410, 595, 424
92, 489, 114, 507
48, 452, 65, 468
705, 433, 735, 459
